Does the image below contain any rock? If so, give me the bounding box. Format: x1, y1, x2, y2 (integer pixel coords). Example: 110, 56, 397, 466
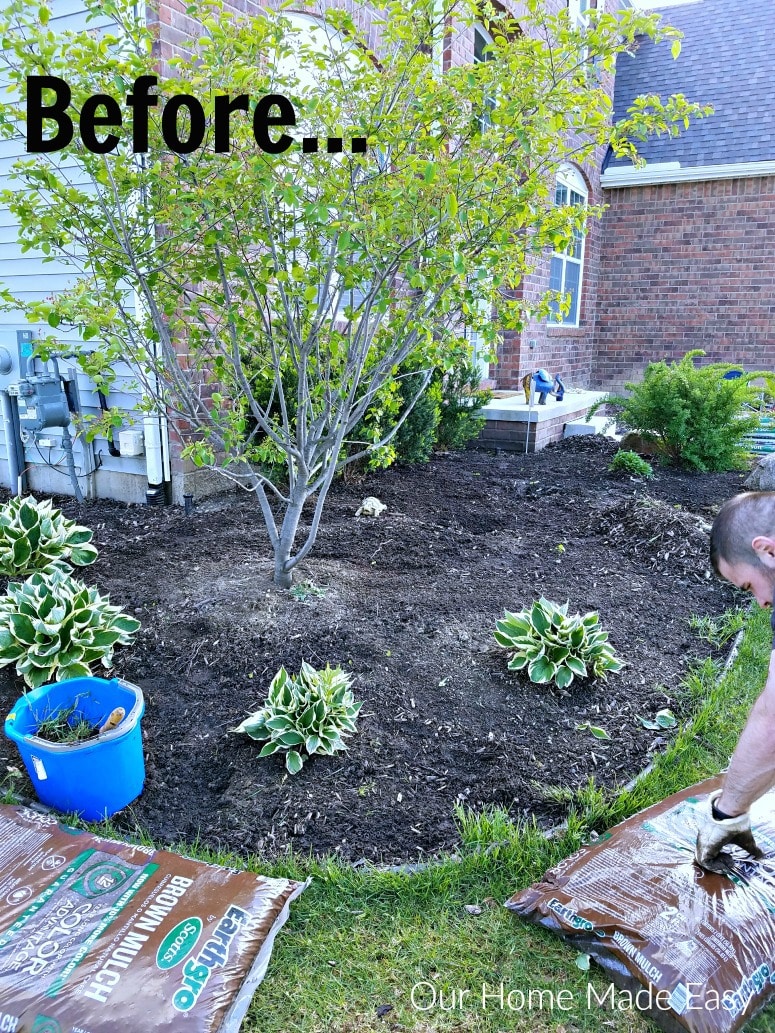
744, 453, 775, 490
355, 496, 387, 517
619, 431, 663, 457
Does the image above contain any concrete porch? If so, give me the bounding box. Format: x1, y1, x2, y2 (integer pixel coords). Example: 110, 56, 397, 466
476, 389, 610, 452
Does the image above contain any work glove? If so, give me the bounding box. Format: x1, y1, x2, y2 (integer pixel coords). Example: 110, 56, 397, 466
695, 790, 764, 874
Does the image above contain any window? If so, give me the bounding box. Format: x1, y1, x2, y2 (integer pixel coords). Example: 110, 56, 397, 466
473, 23, 496, 133
466, 297, 493, 381
567, 0, 604, 29
567, 0, 604, 66
548, 166, 587, 327
567, 0, 590, 30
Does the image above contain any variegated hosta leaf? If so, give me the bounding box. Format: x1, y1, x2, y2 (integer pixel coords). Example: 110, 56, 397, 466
232, 663, 361, 774
0, 496, 99, 577
494, 599, 624, 689
0, 569, 140, 688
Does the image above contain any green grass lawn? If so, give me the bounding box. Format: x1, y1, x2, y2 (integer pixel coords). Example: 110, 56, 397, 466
240, 604, 775, 1032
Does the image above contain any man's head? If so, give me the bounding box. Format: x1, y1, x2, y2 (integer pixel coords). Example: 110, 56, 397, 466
710, 492, 775, 607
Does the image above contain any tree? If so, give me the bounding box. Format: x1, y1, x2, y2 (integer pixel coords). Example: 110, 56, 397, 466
0, 0, 709, 585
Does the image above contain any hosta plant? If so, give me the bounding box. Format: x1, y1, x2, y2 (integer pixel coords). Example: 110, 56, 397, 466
233, 662, 362, 774
494, 598, 624, 689
0, 497, 98, 576
0, 569, 141, 688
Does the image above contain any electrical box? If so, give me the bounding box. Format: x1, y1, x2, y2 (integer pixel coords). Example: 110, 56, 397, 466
119, 429, 145, 456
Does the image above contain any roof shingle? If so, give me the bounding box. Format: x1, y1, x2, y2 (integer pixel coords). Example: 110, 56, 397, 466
609, 0, 775, 168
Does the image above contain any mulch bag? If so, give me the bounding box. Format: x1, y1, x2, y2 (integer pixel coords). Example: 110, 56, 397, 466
507, 777, 775, 1033
0, 802, 307, 1032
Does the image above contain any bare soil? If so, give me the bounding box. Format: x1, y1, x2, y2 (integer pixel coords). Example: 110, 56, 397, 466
0, 438, 746, 863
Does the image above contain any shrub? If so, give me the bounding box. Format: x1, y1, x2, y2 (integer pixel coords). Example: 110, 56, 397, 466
608, 450, 653, 479
0, 497, 98, 577
0, 569, 141, 688
589, 350, 774, 472
494, 598, 624, 689
393, 367, 442, 464
436, 357, 493, 452
233, 662, 362, 774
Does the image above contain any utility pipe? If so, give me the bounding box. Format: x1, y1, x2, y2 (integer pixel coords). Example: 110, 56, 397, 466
0, 391, 21, 495
7, 393, 28, 494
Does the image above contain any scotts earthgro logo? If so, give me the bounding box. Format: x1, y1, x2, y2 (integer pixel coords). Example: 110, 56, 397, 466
156, 917, 203, 971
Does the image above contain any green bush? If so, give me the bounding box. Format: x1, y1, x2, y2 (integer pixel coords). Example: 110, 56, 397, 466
494, 598, 624, 689
608, 449, 653, 479
590, 350, 774, 472
233, 662, 362, 774
0, 569, 140, 688
0, 497, 98, 577
436, 357, 493, 451
393, 367, 442, 464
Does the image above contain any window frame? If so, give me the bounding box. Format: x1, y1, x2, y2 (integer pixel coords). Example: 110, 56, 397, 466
547, 165, 588, 329
472, 21, 496, 133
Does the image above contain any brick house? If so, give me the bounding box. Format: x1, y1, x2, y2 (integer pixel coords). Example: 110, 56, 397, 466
594, 0, 775, 390
4, 0, 763, 496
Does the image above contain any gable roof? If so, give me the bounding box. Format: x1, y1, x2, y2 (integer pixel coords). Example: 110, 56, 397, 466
608, 0, 775, 169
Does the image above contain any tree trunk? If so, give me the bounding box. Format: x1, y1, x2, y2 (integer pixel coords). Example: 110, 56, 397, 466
272, 488, 306, 587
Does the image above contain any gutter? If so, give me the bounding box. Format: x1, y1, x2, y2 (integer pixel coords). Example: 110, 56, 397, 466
601, 159, 775, 188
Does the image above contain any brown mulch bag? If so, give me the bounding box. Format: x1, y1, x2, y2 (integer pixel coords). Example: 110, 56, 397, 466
507, 777, 775, 1033
0, 802, 307, 1032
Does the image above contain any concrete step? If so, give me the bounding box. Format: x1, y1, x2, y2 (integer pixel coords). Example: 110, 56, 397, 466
563, 416, 618, 438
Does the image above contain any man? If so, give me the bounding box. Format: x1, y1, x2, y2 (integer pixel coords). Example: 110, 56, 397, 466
695, 491, 775, 873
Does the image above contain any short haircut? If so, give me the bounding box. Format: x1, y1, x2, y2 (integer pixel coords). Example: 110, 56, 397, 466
710, 492, 775, 574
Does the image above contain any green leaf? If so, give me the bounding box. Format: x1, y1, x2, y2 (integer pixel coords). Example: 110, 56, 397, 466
278, 730, 305, 746
671, 39, 681, 60
566, 655, 587, 678
285, 750, 304, 775
530, 601, 551, 635
506, 654, 529, 671
655, 708, 677, 729
69, 545, 99, 567
265, 715, 293, 731
258, 741, 281, 757
528, 655, 557, 684
576, 722, 610, 740
57, 661, 92, 680
555, 665, 574, 689
9, 613, 35, 645
11, 537, 32, 570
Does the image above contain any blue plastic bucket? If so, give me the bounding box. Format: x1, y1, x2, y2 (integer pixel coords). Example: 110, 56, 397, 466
4, 676, 145, 821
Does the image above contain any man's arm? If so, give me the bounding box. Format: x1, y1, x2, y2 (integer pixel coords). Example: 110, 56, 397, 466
695, 650, 775, 872
716, 649, 775, 816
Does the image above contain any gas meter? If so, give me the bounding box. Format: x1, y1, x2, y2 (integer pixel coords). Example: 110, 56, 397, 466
14, 375, 71, 440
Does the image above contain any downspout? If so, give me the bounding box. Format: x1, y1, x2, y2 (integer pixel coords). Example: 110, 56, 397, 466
8, 394, 27, 495
97, 389, 122, 457
143, 414, 168, 505
0, 391, 21, 496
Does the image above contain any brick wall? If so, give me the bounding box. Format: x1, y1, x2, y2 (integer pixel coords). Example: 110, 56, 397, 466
593, 175, 775, 391
498, 163, 606, 390
150, 0, 607, 394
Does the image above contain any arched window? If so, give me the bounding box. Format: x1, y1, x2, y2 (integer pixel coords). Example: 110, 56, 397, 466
548, 165, 587, 327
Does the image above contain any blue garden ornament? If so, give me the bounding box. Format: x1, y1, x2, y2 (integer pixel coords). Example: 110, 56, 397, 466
532, 369, 566, 405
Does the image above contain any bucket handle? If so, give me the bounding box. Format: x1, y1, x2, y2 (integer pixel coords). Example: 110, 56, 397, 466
104, 679, 145, 741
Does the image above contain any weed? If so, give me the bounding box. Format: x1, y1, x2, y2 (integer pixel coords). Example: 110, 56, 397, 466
689, 606, 748, 646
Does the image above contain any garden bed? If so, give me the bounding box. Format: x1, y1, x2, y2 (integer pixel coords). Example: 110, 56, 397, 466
0, 438, 746, 863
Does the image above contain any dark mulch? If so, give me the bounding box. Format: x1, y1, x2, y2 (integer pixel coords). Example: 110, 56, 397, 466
0, 438, 747, 863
